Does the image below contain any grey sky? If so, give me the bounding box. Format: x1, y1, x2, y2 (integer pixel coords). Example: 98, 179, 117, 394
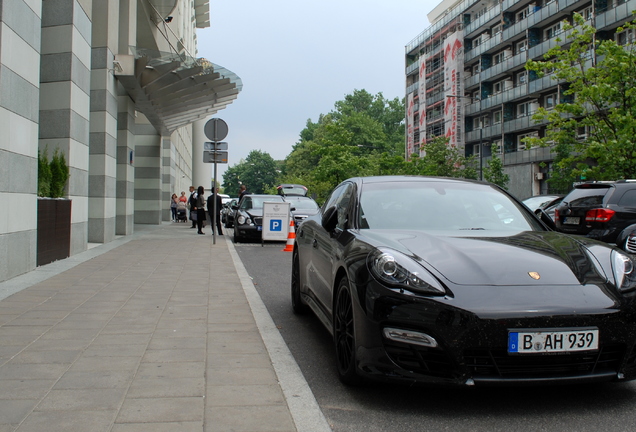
196, 1, 435, 179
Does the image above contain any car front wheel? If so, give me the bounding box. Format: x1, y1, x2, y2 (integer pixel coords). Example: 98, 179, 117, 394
334, 275, 361, 385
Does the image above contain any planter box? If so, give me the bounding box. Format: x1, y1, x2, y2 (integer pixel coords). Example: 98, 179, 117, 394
37, 198, 71, 266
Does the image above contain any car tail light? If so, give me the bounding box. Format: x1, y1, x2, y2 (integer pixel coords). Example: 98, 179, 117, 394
585, 208, 616, 223
555, 209, 560, 220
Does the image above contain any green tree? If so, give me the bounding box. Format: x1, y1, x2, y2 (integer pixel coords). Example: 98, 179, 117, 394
525, 12, 636, 186
280, 90, 406, 202
482, 144, 510, 189
222, 150, 279, 195
407, 136, 477, 179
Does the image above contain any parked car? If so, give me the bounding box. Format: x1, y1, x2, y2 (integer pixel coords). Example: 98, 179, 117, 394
276, 184, 308, 197
233, 194, 285, 243
292, 175, 636, 386
282, 196, 320, 226
555, 180, 636, 244
522, 194, 564, 221
221, 198, 238, 227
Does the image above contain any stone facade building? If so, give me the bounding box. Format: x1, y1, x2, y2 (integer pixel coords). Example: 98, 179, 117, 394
0, 0, 241, 282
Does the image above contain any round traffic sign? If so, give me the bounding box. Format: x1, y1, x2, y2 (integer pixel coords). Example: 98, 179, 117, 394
204, 118, 229, 142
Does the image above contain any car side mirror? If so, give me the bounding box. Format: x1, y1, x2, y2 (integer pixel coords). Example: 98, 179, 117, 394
231, 204, 238, 210
290, 206, 296, 212
321, 206, 338, 231
535, 208, 556, 230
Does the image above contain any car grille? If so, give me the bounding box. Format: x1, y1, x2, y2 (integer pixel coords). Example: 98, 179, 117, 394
385, 345, 457, 379
464, 344, 625, 378
625, 235, 636, 253
253, 217, 262, 226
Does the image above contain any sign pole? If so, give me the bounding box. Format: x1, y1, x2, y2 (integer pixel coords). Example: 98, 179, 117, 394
213, 149, 218, 245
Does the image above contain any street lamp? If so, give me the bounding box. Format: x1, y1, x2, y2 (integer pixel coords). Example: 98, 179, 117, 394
446, 94, 483, 180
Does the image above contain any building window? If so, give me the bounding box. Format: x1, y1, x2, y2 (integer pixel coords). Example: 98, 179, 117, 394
516, 101, 536, 118
492, 24, 503, 36
617, 29, 636, 46
544, 22, 562, 40
516, 8, 529, 22
473, 144, 481, 156
493, 51, 506, 64
578, 6, 593, 21
492, 139, 503, 154
516, 70, 527, 86
544, 93, 557, 109
516, 39, 528, 54
473, 115, 490, 129
493, 80, 504, 94
493, 110, 502, 124
517, 132, 538, 151
472, 63, 481, 75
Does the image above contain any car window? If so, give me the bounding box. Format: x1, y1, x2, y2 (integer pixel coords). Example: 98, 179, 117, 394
358, 181, 539, 231
564, 187, 610, 207
617, 190, 636, 208
322, 183, 354, 230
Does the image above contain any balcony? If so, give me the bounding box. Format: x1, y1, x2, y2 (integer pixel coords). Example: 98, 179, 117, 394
528, 74, 561, 94
480, 52, 527, 82
595, 0, 636, 30
503, 115, 541, 133
464, 3, 503, 37
465, 32, 503, 62
527, 2, 561, 28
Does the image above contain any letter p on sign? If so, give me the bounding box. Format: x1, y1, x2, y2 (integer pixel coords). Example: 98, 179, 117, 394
270, 220, 282, 231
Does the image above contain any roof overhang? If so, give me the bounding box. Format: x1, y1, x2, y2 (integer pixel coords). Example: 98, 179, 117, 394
114, 49, 242, 135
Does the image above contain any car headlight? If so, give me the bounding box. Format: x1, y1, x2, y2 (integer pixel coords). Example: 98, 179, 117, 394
368, 248, 446, 296
611, 250, 636, 292
237, 215, 251, 225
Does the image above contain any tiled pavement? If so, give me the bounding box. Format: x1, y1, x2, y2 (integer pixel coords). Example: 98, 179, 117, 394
0, 223, 331, 432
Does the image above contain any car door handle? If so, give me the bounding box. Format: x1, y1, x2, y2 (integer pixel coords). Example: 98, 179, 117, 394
313, 239, 318, 248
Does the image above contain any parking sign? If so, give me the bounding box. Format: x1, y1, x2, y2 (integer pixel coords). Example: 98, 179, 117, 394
262, 202, 290, 242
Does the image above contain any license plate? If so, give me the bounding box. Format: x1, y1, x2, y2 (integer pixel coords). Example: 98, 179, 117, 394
508, 328, 599, 354
564, 216, 580, 225
257, 226, 262, 231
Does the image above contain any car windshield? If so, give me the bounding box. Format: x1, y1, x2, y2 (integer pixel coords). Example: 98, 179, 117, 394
289, 199, 319, 210
358, 181, 541, 232
240, 195, 284, 210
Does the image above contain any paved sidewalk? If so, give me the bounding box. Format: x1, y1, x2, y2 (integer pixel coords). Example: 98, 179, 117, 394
0, 223, 331, 432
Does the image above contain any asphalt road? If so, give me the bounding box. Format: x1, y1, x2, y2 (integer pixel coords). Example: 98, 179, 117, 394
234, 240, 636, 432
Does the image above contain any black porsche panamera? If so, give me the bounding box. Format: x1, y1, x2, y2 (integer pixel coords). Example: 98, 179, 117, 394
291, 176, 636, 386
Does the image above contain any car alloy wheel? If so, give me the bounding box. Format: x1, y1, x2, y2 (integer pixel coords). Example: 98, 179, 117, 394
334, 276, 360, 385
291, 249, 309, 314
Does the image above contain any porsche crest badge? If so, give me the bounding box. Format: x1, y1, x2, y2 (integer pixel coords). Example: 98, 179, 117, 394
528, 272, 541, 280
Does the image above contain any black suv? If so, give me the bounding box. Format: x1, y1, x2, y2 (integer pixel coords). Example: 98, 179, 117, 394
555, 180, 636, 245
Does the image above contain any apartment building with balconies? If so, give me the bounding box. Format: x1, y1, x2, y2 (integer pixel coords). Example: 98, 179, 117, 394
406, 0, 636, 198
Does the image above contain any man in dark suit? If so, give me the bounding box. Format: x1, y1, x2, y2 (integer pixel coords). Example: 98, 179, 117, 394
207, 188, 223, 235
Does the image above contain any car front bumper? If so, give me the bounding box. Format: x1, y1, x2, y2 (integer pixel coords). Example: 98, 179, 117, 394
352, 281, 636, 386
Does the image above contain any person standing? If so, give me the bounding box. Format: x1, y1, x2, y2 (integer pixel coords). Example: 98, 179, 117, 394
238, 184, 247, 201
195, 186, 206, 234
170, 193, 178, 221
207, 188, 223, 236
188, 186, 197, 228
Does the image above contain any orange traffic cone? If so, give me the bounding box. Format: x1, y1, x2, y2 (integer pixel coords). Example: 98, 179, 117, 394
282, 219, 296, 252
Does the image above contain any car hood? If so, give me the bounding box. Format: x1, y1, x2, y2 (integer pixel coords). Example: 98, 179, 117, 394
361, 230, 611, 287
